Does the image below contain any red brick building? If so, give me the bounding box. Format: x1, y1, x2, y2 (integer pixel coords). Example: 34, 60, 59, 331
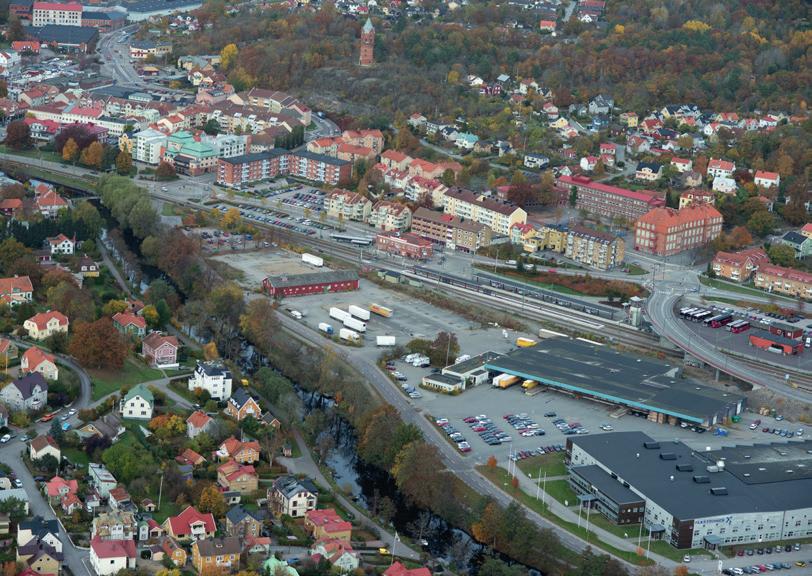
748, 330, 803, 356
217, 150, 350, 188
634, 204, 723, 256
358, 18, 375, 66
375, 232, 433, 260
557, 175, 665, 222
711, 248, 769, 283
262, 270, 359, 298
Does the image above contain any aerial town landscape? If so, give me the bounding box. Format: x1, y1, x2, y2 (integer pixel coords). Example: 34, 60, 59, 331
0, 0, 808, 576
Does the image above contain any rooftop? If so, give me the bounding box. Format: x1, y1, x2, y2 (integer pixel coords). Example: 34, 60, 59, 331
571, 432, 812, 520
264, 269, 358, 289
485, 338, 743, 424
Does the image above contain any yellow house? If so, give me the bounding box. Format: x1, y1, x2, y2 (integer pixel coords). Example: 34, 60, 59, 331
549, 117, 569, 130
118, 133, 134, 154
619, 112, 638, 128
537, 225, 568, 252
24, 310, 69, 341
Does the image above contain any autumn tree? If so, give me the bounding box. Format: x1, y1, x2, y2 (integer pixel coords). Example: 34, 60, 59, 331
4, 120, 31, 150
202, 341, 219, 361
68, 318, 129, 369
768, 244, 797, 267
220, 43, 239, 70
101, 299, 129, 316
6, 16, 25, 41
115, 149, 133, 175
155, 161, 176, 180
62, 138, 79, 162
222, 207, 241, 230
197, 484, 227, 518
79, 141, 104, 169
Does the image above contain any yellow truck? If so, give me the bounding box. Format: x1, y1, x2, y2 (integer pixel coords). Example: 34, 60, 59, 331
516, 337, 537, 348
370, 303, 393, 318
522, 379, 538, 390
492, 374, 520, 389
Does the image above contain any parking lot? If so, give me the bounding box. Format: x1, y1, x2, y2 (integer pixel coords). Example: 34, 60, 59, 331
678, 305, 812, 371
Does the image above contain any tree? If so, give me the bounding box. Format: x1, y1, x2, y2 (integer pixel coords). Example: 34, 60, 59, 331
0, 237, 31, 273
203, 118, 220, 135
156, 161, 176, 180
79, 141, 104, 169
768, 244, 797, 267
142, 304, 160, 327
102, 299, 129, 316
6, 16, 25, 41
198, 484, 227, 518
220, 43, 239, 70
222, 207, 241, 230
487, 455, 497, 468
429, 331, 459, 366
4, 120, 31, 150
747, 210, 776, 237
202, 341, 219, 361
102, 439, 156, 484
68, 319, 129, 369
115, 149, 133, 175
62, 138, 79, 163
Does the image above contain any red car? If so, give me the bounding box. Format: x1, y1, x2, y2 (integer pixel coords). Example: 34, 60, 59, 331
472, 426, 487, 432
463, 417, 477, 423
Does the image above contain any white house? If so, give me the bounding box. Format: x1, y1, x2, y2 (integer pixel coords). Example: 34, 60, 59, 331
133, 128, 168, 165
24, 310, 69, 340
754, 170, 780, 189
670, 158, 692, 173
88, 463, 118, 498
20, 346, 59, 380
707, 158, 735, 179
30, 434, 61, 462
523, 153, 549, 169
46, 234, 75, 255
188, 360, 233, 400
713, 176, 737, 194
90, 537, 136, 576
0, 373, 48, 411
269, 476, 318, 518
119, 384, 154, 420
0, 50, 21, 71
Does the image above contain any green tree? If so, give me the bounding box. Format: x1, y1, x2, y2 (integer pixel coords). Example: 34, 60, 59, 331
768, 244, 797, 267
747, 210, 776, 237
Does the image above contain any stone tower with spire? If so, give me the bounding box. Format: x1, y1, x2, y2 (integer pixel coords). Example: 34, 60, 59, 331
359, 18, 375, 66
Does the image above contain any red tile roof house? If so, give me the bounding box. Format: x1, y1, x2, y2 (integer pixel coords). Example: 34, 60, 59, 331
89, 537, 136, 576
21, 346, 59, 381
45, 233, 75, 255
45, 476, 78, 505
216, 436, 261, 464
35, 190, 69, 218
162, 506, 216, 541
176, 448, 206, 467
186, 411, 214, 439
0, 275, 34, 306
61, 492, 82, 514
304, 508, 352, 542
384, 562, 431, 576
141, 332, 178, 368
112, 311, 146, 338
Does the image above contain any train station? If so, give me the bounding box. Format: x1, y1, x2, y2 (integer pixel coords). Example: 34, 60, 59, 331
485, 338, 745, 427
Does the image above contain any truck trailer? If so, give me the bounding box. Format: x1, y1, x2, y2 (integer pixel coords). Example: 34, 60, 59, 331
376, 335, 396, 346
370, 303, 393, 318
302, 253, 324, 267
349, 305, 371, 321
343, 317, 367, 333
492, 374, 520, 389
339, 328, 360, 343
318, 322, 334, 335
330, 307, 351, 322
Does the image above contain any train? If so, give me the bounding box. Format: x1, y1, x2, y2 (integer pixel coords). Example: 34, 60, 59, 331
409, 266, 617, 320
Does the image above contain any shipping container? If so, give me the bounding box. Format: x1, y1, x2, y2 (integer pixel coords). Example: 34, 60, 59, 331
516, 337, 537, 348
330, 307, 351, 322
318, 322, 334, 335
370, 303, 393, 318
302, 253, 324, 267
343, 317, 367, 333
492, 374, 520, 388
349, 304, 371, 321
376, 335, 396, 346
339, 328, 360, 343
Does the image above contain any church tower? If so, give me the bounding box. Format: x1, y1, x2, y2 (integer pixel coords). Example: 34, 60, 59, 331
359, 18, 375, 66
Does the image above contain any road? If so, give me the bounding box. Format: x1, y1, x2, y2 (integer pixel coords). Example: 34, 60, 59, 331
271, 311, 662, 572
277, 429, 422, 561
646, 283, 812, 403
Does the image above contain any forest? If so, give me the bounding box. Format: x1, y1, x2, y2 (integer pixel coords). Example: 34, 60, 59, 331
176, 0, 812, 123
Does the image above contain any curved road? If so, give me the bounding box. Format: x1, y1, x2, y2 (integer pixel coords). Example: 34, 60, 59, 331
646, 284, 812, 403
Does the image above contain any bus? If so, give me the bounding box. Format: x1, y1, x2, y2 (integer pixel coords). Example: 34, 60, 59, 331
709, 313, 734, 328
331, 233, 373, 246
692, 310, 713, 323
685, 309, 705, 321
680, 307, 699, 319
730, 320, 751, 334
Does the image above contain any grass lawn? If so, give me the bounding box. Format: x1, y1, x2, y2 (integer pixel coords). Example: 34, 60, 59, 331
625, 263, 648, 276
648, 540, 712, 562
516, 452, 568, 477
486, 268, 582, 295
699, 275, 794, 301
544, 479, 578, 505
476, 465, 653, 566
62, 447, 90, 467
150, 499, 180, 525
89, 357, 165, 400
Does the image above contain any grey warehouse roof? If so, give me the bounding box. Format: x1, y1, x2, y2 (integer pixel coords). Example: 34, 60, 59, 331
571, 431, 812, 521
485, 338, 743, 424
265, 269, 358, 289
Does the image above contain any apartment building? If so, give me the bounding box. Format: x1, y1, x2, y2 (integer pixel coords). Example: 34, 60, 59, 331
375, 232, 433, 260
557, 175, 665, 222
443, 188, 526, 236
32, 2, 81, 27
564, 226, 625, 271
634, 204, 723, 256
411, 207, 492, 252
216, 150, 350, 188
754, 265, 812, 300
324, 189, 372, 223
368, 201, 412, 231
711, 248, 769, 283
132, 129, 167, 164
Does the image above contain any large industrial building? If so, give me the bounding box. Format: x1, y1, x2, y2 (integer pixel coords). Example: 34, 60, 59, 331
568, 432, 812, 549
485, 338, 744, 427
261, 270, 358, 298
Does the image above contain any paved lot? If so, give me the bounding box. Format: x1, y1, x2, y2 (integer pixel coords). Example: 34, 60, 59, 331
405, 377, 805, 464
211, 249, 317, 287
678, 315, 812, 371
